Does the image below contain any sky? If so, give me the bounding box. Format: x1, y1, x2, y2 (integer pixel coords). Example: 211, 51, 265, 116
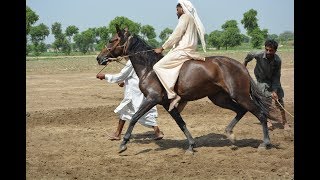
26, 0, 294, 44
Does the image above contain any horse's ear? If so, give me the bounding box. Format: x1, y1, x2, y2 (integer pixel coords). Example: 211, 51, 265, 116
115, 24, 124, 37
124, 27, 130, 36
115, 24, 121, 34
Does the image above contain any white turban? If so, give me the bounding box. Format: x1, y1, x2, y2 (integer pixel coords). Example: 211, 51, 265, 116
178, 0, 206, 52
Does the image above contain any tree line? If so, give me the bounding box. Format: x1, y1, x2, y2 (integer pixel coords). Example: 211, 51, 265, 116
26, 6, 293, 56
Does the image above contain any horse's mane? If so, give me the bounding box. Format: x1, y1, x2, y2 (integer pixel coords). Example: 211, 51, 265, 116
127, 34, 163, 70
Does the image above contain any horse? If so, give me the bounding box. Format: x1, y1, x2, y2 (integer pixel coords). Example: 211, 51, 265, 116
96, 25, 277, 154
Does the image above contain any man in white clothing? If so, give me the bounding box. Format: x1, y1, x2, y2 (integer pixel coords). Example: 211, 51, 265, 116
96, 59, 164, 140
153, 0, 206, 111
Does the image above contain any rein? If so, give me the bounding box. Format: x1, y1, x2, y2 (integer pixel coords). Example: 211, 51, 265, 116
275, 99, 294, 118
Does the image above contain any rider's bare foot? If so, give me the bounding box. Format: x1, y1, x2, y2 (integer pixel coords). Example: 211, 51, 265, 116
169, 95, 181, 112
154, 131, 164, 140
107, 133, 121, 141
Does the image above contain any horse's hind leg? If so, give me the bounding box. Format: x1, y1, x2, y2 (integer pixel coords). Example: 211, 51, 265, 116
167, 107, 196, 154
236, 96, 271, 149
208, 92, 247, 143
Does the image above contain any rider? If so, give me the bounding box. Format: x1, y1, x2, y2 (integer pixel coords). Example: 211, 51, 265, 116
153, 0, 206, 111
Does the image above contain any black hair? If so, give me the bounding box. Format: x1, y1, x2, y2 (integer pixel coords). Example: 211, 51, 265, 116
265, 39, 278, 50
177, 3, 182, 8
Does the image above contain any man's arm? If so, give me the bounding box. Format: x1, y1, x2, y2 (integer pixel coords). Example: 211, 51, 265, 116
96, 61, 133, 83
243, 51, 259, 67
271, 60, 282, 99
154, 14, 189, 53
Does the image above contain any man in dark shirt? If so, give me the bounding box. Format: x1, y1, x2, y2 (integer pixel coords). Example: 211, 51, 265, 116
243, 39, 290, 130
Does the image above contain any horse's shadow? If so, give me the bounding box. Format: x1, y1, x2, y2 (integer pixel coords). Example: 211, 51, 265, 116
130, 132, 281, 152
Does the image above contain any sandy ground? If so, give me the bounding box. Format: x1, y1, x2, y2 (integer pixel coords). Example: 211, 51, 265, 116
26, 52, 294, 179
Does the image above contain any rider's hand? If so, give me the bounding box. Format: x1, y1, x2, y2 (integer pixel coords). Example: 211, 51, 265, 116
96, 73, 105, 80
154, 47, 164, 54
271, 91, 278, 100
118, 82, 125, 87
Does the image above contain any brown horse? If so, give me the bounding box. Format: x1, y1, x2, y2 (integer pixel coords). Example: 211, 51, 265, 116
96, 26, 277, 153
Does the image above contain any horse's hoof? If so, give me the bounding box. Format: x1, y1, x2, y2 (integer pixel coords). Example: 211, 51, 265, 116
184, 146, 195, 155
118, 145, 127, 153
185, 149, 194, 155
226, 133, 236, 143
258, 143, 271, 150
230, 145, 238, 150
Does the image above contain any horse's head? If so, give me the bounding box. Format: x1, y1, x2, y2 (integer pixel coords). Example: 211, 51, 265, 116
96, 25, 131, 65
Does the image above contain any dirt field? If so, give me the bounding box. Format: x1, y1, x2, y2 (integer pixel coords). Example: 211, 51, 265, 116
26, 50, 294, 179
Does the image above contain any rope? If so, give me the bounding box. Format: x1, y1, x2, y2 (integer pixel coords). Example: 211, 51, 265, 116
275, 99, 294, 118
96, 64, 108, 76
96, 58, 127, 76
96, 49, 155, 75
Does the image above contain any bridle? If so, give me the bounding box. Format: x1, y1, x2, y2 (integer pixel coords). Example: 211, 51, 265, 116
97, 34, 155, 75
104, 37, 125, 58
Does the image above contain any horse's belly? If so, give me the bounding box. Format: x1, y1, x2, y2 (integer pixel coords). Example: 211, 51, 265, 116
178, 84, 223, 101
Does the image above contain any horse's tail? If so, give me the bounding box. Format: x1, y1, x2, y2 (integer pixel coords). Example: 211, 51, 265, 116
249, 76, 278, 121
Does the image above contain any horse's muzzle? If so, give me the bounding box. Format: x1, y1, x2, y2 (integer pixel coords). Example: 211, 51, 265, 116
97, 56, 108, 65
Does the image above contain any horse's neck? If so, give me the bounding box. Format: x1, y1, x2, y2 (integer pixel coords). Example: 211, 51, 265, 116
128, 38, 156, 78
129, 56, 149, 78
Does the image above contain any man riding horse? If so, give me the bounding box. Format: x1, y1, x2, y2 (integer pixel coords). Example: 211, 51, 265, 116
96, 0, 278, 153
153, 0, 206, 111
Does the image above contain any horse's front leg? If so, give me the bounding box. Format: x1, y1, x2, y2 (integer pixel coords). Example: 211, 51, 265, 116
168, 107, 196, 154
119, 100, 157, 153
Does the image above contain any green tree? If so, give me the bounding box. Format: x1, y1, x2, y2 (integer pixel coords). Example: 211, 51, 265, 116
74, 28, 96, 54
250, 28, 264, 49
278, 31, 294, 42
261, 28, 269, 40
26, 6, 39, 35
51, 22, 63, 38
95, 26, 110, 50
159, 28, 173, 43
267, 34, 279, 41
241, 9, 269, 48
61, 38, 71, 55
26, 6, 39, 55
65, 25, 79, 41
65, 25, 79, 52
140, 25, 156, 40
51, 22, 75, 55
108, 16, 141, 35
221, 20, 242, 50
241, 9, 259, 36
207, 30, 223, 50
29, 23, 50, 56
51, 22, 65, 52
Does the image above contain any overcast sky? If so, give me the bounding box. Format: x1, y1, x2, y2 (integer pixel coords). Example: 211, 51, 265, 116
26, 0, 294, 43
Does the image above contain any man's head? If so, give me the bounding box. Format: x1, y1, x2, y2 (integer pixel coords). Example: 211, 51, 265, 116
176, 3, 184, 19
264, 39, 278, 59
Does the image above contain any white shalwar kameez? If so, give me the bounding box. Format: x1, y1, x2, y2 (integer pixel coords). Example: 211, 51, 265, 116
105, 60, 158, 128
153, 0, 206, 99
